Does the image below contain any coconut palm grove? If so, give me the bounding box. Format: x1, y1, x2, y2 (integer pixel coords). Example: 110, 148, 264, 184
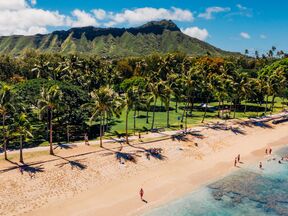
1, 1, 288, 216
0, 46, 287, 161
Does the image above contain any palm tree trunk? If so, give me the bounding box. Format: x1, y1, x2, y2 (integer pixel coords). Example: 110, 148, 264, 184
218, 100, 221, 117
2, 114, 7, 160
166, 99, 170, 128
103, 113, 106, 133
270, 95, 276, 114
146, 109, 149, 124
99, 116, 103, 147
185, 107, 188, 132
151, 99, 157, 130
133, 109, 136, 135
181, 103, 185, 123
66, 125, 69, 143
190, 96, 195, 114
201, 97, 209, 123
125, 110, 129, 144
233, 99, 237, 119
175, 101, 178, 113
265, 95, 269, 114
190, 96, 195, 117
19, 135, 23, 163
48, 108, 54, 155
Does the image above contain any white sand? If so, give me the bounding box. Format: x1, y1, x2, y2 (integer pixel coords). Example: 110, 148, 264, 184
0, 118, 287, 216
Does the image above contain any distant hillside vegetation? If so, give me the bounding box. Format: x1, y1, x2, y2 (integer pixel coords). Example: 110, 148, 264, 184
0, 20, 240, 57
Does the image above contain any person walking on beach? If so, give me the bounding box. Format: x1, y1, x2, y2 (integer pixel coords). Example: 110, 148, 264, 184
259, 162, 263, 169
269, 148, 272, 155
234, 158, 237, 167
84, 133, 89, 145
237, 154, 240, 162
140, 188, 144, 200
265, 149, 268, 154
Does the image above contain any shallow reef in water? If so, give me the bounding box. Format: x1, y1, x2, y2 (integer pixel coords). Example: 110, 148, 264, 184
146, 147, 288, 216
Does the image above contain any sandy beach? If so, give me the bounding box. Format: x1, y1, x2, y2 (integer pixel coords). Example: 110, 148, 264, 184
0, 117, 288, 216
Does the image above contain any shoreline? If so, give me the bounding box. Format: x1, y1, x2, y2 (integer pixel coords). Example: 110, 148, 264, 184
136, 133, 288, 216
0, 118, 288, 216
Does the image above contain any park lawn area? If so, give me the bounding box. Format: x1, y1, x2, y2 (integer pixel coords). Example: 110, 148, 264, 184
107, 97, 286, 135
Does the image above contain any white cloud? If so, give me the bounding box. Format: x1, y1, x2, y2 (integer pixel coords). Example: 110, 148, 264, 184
0, 3, 195, 36
199, 7, 230, 20
92, 9, 106, 20
15, 26, 47, 35
227, 4, 253, 17
181, 27, 209, 41
240, 32, 251, 39
260, 34, 267, 39
236, 4, 247, 10
68, 9, 98, 27
0, 0, 27, 10
0, 0, 66, 36
106, 7, 194, 26
0, 8, 66, 36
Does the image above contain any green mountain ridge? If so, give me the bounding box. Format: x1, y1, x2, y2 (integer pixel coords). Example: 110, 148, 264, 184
0, 20, 240, 57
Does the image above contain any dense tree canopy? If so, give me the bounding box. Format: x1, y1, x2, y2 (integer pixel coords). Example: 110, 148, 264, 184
0, 50, 287, 160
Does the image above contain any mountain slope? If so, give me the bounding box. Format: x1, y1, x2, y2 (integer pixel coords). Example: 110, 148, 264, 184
0, 20, 240, 57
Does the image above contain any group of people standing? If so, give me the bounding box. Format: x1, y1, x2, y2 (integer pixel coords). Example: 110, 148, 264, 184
234, 154, 241, 167
260, 147, 273, 169
233, 147, 275, 169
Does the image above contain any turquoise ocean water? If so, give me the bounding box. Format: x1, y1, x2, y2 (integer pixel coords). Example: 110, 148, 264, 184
145, 146, 288, 216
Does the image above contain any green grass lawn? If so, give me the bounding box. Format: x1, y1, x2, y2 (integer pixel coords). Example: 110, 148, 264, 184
107, 97, 286, 135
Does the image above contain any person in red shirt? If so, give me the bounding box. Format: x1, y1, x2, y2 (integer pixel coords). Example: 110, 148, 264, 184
140, 188, 144, 200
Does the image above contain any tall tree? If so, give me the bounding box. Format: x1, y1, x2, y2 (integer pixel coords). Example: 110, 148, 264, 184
0, 82, 15, 160
122, 89, 134, 144
84, 86, 121, 147
13, 112, 33, 163
148, 81, 160, 130
37, 85, 63, 155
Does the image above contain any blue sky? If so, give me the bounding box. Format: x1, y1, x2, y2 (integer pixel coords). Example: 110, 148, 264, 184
0, 0, 287, 54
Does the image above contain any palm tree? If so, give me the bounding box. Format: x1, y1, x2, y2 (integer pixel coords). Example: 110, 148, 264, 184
13, 112, 33, 163
84, 86, 121, 147
162, 82, 173, 128
123, 89, 134, 144
269, 69, 287, 113
0, 82, 15, 160
195, 59, 215, 123
144, 91, 153, 124
182, 66, 199, 129
37, 85, 63, 155
255, 50, 259, 59
211, 74, 226, 117
148, 81, 160, 130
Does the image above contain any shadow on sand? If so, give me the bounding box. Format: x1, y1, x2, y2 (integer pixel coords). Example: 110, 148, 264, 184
0, 159, 45, 178
101, 147, 138, 163
54, 143, 77, 150
205, 122, 247, 135
55, 155, 87, 170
